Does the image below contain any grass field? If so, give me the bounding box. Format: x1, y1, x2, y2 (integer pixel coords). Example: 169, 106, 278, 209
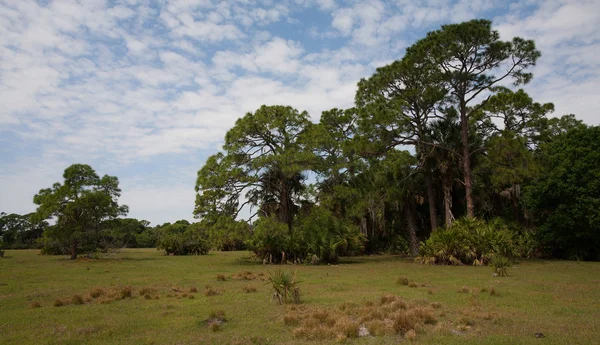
1, 249, 599, 345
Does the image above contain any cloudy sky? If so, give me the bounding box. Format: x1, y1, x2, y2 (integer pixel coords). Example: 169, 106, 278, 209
1, 0, 598, 225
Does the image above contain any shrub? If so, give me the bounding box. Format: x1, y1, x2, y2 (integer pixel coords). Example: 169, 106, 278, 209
417, 217, 535, 265
156, 223, 210, 255
268, 270, 300, 304
490, 255, 511, 277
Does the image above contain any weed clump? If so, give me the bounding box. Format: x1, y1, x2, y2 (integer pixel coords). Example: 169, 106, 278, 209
458, 286, 471, 294
30, 301, 41, 308
216, 274, 227, 281
408, 282, 419, 288
204, 310, 226, 331
89, 288, 105, 298
490, 256, 511, 277
53, 299, 65, 307
189, 287, 198, 293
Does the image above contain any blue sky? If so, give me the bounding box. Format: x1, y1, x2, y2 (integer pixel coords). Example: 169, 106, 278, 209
1, 0, 599, 226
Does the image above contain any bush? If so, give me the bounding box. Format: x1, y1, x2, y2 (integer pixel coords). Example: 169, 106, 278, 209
490, 255, 511, 277
417, 217, 535, 265
268, 270, 301, 304
156, 223, 210, 255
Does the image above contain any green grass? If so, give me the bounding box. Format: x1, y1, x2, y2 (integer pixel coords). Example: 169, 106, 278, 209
1, 249, 600, 344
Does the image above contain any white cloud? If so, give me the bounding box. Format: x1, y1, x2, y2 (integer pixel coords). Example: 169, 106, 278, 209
0, 0, 598, 224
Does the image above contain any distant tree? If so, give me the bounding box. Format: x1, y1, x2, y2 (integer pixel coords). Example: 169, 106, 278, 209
32, 164, 128, 259
102, 218, 151, 248
155, 220, 209, 255
525, 126, 600, 260
0, 212, 47, 249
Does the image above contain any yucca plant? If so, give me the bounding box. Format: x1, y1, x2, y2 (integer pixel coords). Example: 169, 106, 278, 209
490, 255, 511, 277
268, 269, 301, 304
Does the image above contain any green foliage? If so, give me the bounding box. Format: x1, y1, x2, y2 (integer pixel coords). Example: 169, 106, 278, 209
295, 205, 364, 263
525, 126, 600, 260
268, 269, 301, 305
0, 212, 47, 249
490, 256, 511, 277
32, 164, 128, 259
246, 216, 289, 263
418, 218, 536, 265
155, 221, 210, 255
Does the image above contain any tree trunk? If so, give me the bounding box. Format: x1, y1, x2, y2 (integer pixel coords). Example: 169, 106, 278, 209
460, 107, 475, 218
425, 168, 438, 230
404, 206, 419, 257
70, 238, 78, 260
443, 178, 454, 227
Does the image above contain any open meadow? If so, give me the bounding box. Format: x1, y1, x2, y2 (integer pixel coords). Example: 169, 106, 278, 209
1, 249, 599, 345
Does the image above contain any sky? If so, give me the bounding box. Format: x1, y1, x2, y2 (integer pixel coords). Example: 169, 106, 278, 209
1, 0, 599, 226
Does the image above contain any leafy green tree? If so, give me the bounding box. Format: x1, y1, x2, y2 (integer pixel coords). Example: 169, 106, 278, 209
525, 126, 600, 260
155, 220, 209, 255
356, 54, 446, 231
32, 164, 128, 259
195, 105, 313, 232
406, 19, 541, 218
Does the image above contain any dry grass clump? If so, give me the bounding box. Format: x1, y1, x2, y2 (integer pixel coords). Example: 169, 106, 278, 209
396, 276, 409, 285
89, 287, 105, 298
30, 301, 41, 308
242, 285, 257, 293
232, 271, 258, 281
119, 286, 134, 299
489, 286, 497, 296
203, 309, 226, 332
53, 299, 66, 307
216, 274, 227, 281
458, 286, 471, 294
203, 285, 221, 296
405, 329, 417, 341
284, 295, 439, 340
408, 282, 419, 288
71, 294, 85, 305
189, 287, 198, 293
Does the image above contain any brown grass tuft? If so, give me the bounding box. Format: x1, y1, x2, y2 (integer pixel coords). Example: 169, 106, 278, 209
53, 299, 66, 307
242, 285, 257, 293
405, 329, 417, 341
408, 282, 419, 288
431, 302, 442, 309
216, 274, 227, 281
204, 285, 220, 296
189, 287, 198, 293
489, 286, 497, 296
458, 286, 471, 294
89, 287, 105, 298
30, 301, 41, 308
71, 294, 84, 305
208, 322, 222, 332
396, 276, 409, 285
120, 286, 133, 299
380, 294, 397, 305
144, 294, 152, 300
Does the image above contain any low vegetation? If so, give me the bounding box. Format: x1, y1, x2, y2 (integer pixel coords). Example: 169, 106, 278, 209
1, 249, 600, 344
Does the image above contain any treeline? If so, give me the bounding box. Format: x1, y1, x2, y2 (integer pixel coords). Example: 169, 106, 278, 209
9, 19, 599, 262
194, 19, 600, 262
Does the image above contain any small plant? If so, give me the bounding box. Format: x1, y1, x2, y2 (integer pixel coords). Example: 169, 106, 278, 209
489, 286, 497, 296
189, 287, 198, 293
405, 329, 417, 341
53, 299, 65, 307
458, 286, 471, 294
396, 276, 409, 285
30, 301, 41, 308
408, 282, 419, 288
71, 294, 84, 305
268, 270, 300, 304
216, 274, 227, 281
205, 309, 226, 331
490, 255, 511, 277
